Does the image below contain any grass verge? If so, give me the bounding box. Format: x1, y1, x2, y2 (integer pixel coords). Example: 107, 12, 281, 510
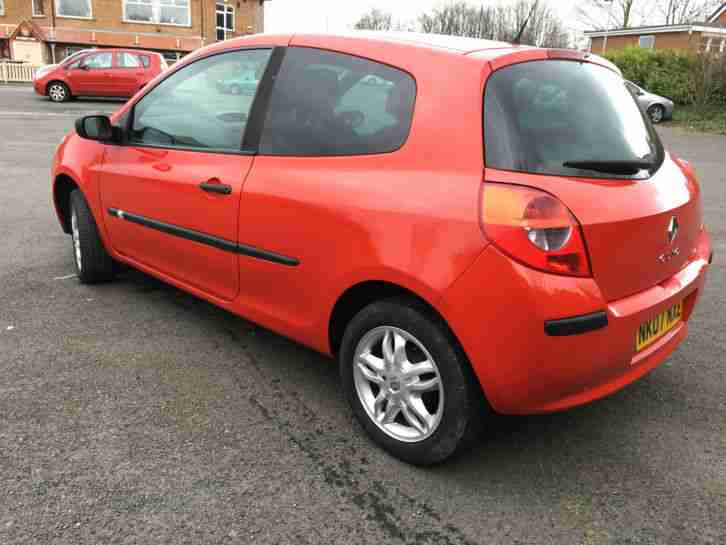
666, 105, 726, 135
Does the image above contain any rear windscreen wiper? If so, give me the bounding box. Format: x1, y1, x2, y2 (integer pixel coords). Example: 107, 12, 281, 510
562, 159, 654, 175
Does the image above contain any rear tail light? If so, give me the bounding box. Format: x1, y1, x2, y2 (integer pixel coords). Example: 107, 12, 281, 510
481, 183, 591, 277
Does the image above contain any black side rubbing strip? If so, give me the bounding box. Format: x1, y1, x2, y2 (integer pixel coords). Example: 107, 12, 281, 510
544, 311, 608, 337
242, 46, 287, 153
108, 208, 299, 267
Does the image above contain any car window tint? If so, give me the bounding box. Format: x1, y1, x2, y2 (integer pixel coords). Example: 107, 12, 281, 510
118, 52, 142, 68
129, 49, 272, 152
84, 52, 113, 69
260, 47, 416, 156
484, 60, 662, 179
139, 55, 151, 68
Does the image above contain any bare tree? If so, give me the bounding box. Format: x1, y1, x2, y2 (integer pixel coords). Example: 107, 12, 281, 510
417, 0, 571, 48
576, 0, 651, 30
354, 9, 393, 31
658, 0, 722, 24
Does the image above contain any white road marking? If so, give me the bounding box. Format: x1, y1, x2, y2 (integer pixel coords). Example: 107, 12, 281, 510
53, 274, 77, 280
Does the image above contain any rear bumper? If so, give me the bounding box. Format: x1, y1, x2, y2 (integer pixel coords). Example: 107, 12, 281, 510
441, 229, 711, 415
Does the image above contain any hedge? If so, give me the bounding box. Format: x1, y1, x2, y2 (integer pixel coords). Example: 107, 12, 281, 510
603, 47, 726, 107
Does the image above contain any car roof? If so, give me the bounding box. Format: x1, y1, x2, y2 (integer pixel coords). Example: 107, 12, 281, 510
322, 31, 523, 55
218, 31, 529, 59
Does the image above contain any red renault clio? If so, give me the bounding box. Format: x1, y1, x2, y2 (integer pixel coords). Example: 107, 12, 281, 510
34, 48, 167, 102
51, 33, 712, 464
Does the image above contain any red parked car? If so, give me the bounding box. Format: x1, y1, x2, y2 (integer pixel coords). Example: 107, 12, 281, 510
34, 48, 167, 102
51, 33, 712, 464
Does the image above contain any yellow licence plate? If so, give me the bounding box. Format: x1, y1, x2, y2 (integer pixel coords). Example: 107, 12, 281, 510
636, 302, 683, 352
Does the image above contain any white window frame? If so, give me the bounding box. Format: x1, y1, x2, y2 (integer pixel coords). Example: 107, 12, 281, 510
0, 0, 5, 16
123, 0, 192, 28
216, 3, 235, 41
639, 35, 655, 49
55, 0, 93, 20
32, 0, 45, 17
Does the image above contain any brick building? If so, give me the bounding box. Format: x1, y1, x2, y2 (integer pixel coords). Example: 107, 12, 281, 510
586, 2, 726, 54
0, 0, 268, 65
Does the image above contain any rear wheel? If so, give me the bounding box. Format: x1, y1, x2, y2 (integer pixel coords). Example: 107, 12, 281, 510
648, 104, 665, 124
69, 190, 115, 284
340, 298, 483, 465
47, 81, 71, 103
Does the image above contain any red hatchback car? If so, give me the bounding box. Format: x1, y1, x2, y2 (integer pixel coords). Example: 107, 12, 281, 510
51, 33, 712, 464
34, 48, 167, 102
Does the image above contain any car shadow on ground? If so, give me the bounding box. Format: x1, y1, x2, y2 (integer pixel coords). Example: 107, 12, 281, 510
111, 266, 672, 479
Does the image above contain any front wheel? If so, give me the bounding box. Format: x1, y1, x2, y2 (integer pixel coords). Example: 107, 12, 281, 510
69, 190, 115, 284
340, 298, 483, 465
47, 81, 71, 103
648, 104, 665, 124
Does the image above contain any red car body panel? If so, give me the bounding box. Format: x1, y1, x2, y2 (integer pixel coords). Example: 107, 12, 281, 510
34, 48, 164, 99
52, 33, 712, 415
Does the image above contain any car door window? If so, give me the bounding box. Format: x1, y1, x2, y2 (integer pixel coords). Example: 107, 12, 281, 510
83, 52, 113, 69
259, 47, 416, 156
129, 49, 272, 152
118, 52, 142, 68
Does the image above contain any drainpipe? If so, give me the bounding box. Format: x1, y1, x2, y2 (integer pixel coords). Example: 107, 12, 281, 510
201, 0, 206, 47
49, 0, 57, 62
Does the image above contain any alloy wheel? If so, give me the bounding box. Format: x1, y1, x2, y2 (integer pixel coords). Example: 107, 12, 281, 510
71, 208, 82, 272
49, 84, 66, 102
649, 105, 664, 124
353, 326, 444, 443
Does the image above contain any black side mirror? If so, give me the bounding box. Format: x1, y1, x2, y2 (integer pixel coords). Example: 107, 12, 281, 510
75, 115, 114, 142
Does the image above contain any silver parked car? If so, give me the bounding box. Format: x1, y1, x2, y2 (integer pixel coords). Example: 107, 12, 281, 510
625, 81, 674, 124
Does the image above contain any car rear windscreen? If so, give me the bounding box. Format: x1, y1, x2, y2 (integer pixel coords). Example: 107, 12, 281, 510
484, 60, 663, 179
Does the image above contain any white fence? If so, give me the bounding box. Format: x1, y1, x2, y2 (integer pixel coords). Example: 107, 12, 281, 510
0, 62, 39, 83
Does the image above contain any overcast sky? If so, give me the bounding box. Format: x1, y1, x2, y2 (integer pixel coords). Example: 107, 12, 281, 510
265, 0, 586, 35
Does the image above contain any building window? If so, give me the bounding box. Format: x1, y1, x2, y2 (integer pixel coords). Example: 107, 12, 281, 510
124, 0, 191, 27
0, 0, 6, 16
721, 39, 726, 53
639, 35, 655, 49
33, 0, 45, 16
56, 0, 92, 19
216, 3, 235, 41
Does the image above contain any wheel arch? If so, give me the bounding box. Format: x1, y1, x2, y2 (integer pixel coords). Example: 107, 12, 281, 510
46, 79, 69, 97
53, 174, 80, 234
328, 280, 463, 358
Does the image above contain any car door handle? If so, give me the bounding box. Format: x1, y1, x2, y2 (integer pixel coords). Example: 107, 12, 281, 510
199, 181, 232, 195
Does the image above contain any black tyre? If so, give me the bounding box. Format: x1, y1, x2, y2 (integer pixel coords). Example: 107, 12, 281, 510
340, 298, 483, 465
648, 104, 665, 124
47, 81, 71, 103
69, 189, 115, 284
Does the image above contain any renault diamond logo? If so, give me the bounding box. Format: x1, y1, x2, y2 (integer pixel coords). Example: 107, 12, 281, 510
667, 216, 679, 245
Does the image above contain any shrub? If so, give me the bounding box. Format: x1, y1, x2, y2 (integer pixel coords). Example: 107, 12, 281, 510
604, 47, 696, 105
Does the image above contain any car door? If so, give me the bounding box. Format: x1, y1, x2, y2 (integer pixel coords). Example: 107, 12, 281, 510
98, 48, 273, 301
114, 51, 145, 97
69, 51, 114, 96
236, 46, 418, 328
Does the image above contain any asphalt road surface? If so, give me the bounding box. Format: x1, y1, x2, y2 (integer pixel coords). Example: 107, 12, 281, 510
1, 84, 724, 545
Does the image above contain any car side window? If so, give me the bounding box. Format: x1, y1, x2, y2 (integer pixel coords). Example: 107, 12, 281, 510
83, 52, 113, 70
259, 47, 416, 156
118, 52, 142, 68
139, 55, 151, 68
129, 49, 272, 152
